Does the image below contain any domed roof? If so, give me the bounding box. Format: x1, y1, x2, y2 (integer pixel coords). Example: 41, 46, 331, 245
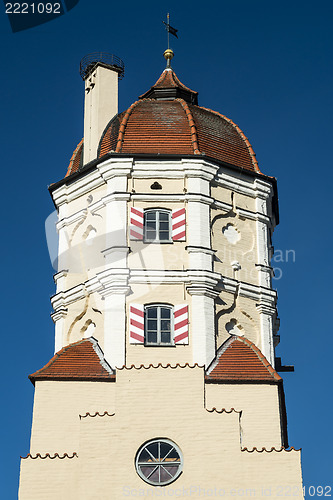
66, 68, 261, 177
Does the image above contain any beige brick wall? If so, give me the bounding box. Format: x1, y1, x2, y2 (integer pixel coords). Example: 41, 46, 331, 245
29, 380, 115, 455
206, 382, 283, 449
19, 458, 78, 500
20, 367, 303, 499
20, 367, 302, 500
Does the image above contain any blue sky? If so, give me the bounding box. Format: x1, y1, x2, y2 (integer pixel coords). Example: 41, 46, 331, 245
1, 0, 332, 497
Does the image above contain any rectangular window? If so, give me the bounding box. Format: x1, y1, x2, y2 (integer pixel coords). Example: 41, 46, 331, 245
145, 306, 172, 345
144, 210, 171, 243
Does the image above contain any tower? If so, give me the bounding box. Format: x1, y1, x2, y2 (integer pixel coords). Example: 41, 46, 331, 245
18, 51, 304, 498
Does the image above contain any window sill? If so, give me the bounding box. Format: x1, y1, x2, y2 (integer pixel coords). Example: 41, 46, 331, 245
144, 344, 176, 348
143, 240, 173, 244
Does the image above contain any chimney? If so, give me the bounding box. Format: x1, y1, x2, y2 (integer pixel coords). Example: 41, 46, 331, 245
80, 53, 125, 164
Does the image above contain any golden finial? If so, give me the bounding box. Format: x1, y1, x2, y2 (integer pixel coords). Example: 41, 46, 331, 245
162, 13, 178, 68
163, 48, 174, 68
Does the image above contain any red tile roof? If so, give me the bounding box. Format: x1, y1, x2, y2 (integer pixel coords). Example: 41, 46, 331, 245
67, 68, 262, 177
29, 337, 115, 383
116, 99, 195, 156
139, 68, 198, 101
65, 138, 83, 177
206, 336, 281, 382
192, 106, 260, 173
98, 98, 259, 171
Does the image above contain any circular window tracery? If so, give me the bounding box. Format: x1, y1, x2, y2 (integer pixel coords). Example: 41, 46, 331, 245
135, 439, 183, 485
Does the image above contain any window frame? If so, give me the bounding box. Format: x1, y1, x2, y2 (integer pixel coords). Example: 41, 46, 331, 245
144, 304, 174, 346
143, 209, 172, 243
135, 438, 183, 486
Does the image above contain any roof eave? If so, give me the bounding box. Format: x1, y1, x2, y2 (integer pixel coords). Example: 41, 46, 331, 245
50, 152, 275, 190
205, 377, 281, 384
29, 375, 116, 386
49, 152, 279, 225
139, 87, 198, 105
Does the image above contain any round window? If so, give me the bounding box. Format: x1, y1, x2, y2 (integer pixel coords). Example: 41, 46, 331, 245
135, 439, 183, 486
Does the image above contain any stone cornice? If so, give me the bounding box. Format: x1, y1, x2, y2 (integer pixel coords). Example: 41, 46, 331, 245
130, 193, 214, 205
131, 158, 218, 181
90, 192, 131, 213
186, 246, 216, 256
52, 169, 104, 208
101, 246, 130, 258
128, 269, 221, 287
55, 190, 272, 231
186, 285, 220, 299
219, 276, 277, 306
56, 210, 87, 231
53, 270, 68, 283
256, 304, 276, 316
51, 284, 86, 310
50, 269, 278, 312
56, 192, 131, 230
212, 200, 273, 224
96, 158, 133, 182
51, 308, 68, 322
85, 268, 130, 296
51, 158, 222, 208
214, 169, 273, 200
52, 158, 133, 208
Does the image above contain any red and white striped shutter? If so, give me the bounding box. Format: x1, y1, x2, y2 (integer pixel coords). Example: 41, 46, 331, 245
130, 208, 144, 240
129, 304, 144, 344
172, 208, 186, 241
174, 305, 189, 344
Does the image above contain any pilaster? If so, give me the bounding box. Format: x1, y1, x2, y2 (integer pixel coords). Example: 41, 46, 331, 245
256, 303, 275, 366
187, 277, 220, 367
97, 268, 131, 368
51, 309, 68, 354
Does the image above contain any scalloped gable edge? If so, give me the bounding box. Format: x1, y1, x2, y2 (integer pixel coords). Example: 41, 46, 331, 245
241, 446, 301, 453
21, 452, 78, 459
117, 362, 204, 370
206, 407, 241, 414
79, 411, 115, 419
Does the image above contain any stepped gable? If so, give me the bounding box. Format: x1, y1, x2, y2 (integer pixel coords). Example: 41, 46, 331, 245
206, 336, 282, 382
66, 68, 261, 177
29, 337, 115, 384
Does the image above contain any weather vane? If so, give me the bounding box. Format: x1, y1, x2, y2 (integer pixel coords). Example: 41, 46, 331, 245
162, 13, 178, 68
163, 13, 178, 49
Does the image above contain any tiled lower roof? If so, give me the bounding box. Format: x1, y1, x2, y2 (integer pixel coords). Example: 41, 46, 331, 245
206, 336, 282, 382
29, 337, 115, 383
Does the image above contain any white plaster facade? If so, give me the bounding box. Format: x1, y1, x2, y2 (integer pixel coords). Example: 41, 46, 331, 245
50, 156, 278, 369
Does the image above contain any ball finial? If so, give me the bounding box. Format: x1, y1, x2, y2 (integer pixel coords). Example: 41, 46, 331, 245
163, 49, 174, 67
